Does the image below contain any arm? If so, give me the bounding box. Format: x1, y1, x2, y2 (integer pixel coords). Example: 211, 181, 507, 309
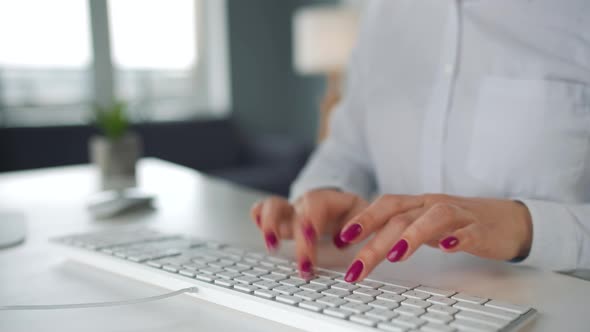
290, 48, 375, 201
517, 200, 590, 272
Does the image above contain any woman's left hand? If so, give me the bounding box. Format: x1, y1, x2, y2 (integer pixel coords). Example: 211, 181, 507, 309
338, 194, 533, 283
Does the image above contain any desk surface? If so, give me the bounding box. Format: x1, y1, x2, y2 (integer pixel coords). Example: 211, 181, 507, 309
1, 158, 588, 332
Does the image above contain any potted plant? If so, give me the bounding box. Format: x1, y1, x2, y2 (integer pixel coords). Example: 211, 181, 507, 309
90, 101, 142, 191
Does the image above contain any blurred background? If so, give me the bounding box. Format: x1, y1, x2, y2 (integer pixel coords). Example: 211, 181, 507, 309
0, 0, 364, 196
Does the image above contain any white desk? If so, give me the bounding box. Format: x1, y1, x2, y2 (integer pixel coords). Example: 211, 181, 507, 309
0, 158, 588, 332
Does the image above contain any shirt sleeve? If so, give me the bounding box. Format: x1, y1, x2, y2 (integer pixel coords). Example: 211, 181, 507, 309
516, 199, 590, 271
289, 47, 376, 202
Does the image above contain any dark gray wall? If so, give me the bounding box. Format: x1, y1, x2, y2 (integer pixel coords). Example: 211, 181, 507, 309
227, 0, 334, 144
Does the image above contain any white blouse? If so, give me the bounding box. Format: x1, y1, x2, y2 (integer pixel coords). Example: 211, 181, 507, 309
291, 0, 590, 272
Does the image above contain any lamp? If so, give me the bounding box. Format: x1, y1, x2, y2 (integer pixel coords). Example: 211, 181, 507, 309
293, 5, 360, 141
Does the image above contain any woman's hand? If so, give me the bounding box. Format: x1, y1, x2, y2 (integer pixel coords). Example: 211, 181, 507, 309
338, 194, 533, 283
250, 190, 368, 279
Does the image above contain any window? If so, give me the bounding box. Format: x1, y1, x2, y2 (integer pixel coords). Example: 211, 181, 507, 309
0, 0, 92, 125
0, 0, 230, 127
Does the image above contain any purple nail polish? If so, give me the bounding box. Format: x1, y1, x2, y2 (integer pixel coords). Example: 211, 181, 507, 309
303, 223, 316, 244
339, 223, 362, 243
387, 239, 409, 262
344, 260, 364, 283
265, 232, 278, 251
440, 236, 459, 249
333, 233, 349, 249
300, 259, 313, 279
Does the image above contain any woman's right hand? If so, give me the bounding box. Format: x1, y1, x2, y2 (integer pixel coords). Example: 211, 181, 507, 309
250, 189, 368, 279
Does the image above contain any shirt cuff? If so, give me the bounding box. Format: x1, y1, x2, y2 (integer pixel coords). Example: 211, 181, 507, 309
514, 199, 579, 271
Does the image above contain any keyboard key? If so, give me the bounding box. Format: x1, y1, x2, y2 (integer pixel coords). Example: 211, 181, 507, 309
414, 286, 455, 298
340, 302, 372, 314
324, 307, 352, 319
276, 294, 301, 305
242, 269, 268, 277
182, 262, 206, 270
420, 322, 457, 332
214, 279, 237, 288
309, 278, 337, 287
357, 280, 384, 289
427, 296, 457, 306
252, 280, 280, 290
294, 290, 323, 301
267, 256, 289, 264
251, 265, 271, 272
350, 314, 380, 327
453, 301, 518, 320
379, 285, 407, 295
452, 293, 488, 304
365, 308, 398, 320
332, 282, 359, 292
322, 288, 351, 298
402, 290, 430, 300
209, 260, 234, 269
196, 273, 217, 283
456, 310, 512, 328
401, 298, 431, 309
427, 304, 459, 316
354, 288, 382, 297
260, 273, 286, 282
376, 321, 408, 332
216, 271, 241, 280
450, 318, 497, 332
298, 300, 326, 312
421, 312, 453, 324
484, 300, 530, 314
234, 284, 258, 293
280, 278, 307, 287
254, 289, 279, 299
376, 293, 406, 302
317, 296, 347, 307
162, 264, 181, 273
395, 306, 425, 317
344, 293, 374, 304
368, 299, 400, 310
300, 283, 327, 292
274, 285, 301, 295
384, 279, 420, 289
234, 275, 261, 285
394, 315, 426, 329
178, 269, 196, 277
315, 270, 341, 279
200, 267, 224, 275
224, 265, 250, 273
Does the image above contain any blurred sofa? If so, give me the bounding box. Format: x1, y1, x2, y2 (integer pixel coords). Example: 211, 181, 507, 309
0, 119, 312, 196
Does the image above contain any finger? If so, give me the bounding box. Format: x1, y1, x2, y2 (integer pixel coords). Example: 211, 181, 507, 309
250, 201, 264, 228
343, 209, 423, 282
297, 191, 360, 247
388, 203, 473, 263
440, 223, 485, 254
293, 212, 314, 280
339, 194, 424, 244
259, 196, 293, 252
333, 198, 369, 249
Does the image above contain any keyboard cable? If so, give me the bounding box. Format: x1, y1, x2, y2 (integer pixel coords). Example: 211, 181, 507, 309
0, 286, 199, 311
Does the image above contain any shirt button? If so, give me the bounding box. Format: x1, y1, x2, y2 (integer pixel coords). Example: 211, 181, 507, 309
444, 63, 454, 75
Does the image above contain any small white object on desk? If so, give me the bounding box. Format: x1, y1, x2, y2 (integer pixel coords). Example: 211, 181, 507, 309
87, 189, 154, 219
0, 211, 26, 249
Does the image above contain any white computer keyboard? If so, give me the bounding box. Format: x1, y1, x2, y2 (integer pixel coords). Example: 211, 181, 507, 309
52, 228, 537, 332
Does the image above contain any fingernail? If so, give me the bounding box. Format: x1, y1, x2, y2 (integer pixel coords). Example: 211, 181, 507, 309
387, 239, 409, 262
333, 233, 349, 249
265, 232, 278, 251
344, 260, 364, 283
303, 223, 316, 244
255, 215, 261, 226
440, 236, 459, 249
339, 223, 362, 243
299, 259, 313, 279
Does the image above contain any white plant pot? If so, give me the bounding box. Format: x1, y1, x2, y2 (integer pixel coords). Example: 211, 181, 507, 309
90, 132, 142, 191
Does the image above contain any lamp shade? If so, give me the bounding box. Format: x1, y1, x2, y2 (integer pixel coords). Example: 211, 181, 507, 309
293, 5, 359, 75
